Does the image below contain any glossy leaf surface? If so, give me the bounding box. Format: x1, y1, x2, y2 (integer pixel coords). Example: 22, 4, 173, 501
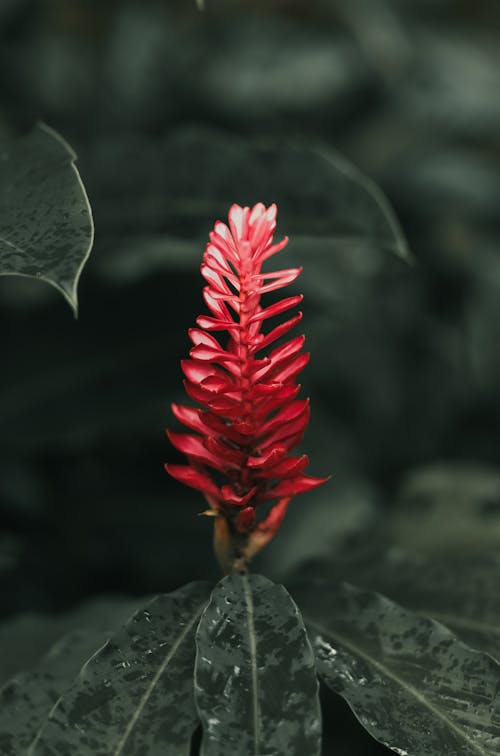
0, 596, 141, 754
297, 581, 500, 756
29, 582, 212, 756
0, 596, 141, 686
0, 123, 93, 314
0, 629, 108, 755
195, 573, 321, 756
310, 551, 500, 664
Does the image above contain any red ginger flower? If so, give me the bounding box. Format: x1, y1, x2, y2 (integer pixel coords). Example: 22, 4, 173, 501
166, 202, 328, 573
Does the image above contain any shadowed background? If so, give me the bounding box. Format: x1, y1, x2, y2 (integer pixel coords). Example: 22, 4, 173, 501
1, 1, 499, 752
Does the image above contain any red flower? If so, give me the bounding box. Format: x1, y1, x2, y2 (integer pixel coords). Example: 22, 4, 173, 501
166, 203, 328, 572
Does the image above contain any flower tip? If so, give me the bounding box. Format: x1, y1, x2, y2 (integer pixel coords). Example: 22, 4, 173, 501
265, 203, 277, 222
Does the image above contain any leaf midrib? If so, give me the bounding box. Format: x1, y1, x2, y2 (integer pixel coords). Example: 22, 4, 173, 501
243, 574, 261, 756
305, 616, 490, 756
111, 599, 207, 756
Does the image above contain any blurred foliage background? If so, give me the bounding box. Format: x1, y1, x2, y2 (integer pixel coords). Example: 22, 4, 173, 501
1, 1, 499, 751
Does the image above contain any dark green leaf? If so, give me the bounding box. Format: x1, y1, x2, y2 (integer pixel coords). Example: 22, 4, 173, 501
0, 595, 141, 686
0, 123, 93, 314
0, 596, 142, 753
29, 582, 212, 756
368, 555, 500, 663
195, 573, 321, 756
308, 551, 500, 664
0, 629, 109, 756
298, 581, 500, 756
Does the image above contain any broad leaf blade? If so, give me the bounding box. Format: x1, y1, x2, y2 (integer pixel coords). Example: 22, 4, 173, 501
0, 629, 108, 755
195, 573, 321, 756
0, 123, 94, 314
363, 555, 500, 663
319, 551, 500, 663
29, 582, 212, 756
0, 596, 141, 753
0, 595, 141, 686
298, 581, 500, 756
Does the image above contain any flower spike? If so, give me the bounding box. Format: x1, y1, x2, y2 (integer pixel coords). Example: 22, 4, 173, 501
166, 203, 329, 573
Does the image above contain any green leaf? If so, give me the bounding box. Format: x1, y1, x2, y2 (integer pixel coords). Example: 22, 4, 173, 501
0, 629, 110, 755
0, 596, 141, 686
0, 123, 94, 315
0, 596, 142, 753
297, 581, 500, 756
311, 551, 500, 664
28, 582, 212, 756
367, 555, 500, 663
195, 573, 321, 756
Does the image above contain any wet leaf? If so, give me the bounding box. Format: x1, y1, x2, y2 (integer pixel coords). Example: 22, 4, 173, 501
305, 551, 500, 664
297, 581, 500, 756
195, 573, 321, 756
368, 555, 500, 663
0, 629, 109, 755
0, 595, 140, 686
28, 582, 212, 756
0, 123, 94, 314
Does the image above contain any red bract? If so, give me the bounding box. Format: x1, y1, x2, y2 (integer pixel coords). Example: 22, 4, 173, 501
166, 202, 328, 572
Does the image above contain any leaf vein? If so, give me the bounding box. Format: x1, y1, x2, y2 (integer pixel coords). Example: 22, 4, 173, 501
112, 600, 206, 756
243, 574, 261, 755
306, 616, 490, 756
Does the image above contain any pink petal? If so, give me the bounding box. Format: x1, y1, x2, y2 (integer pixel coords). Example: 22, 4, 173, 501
171, 404, 215, 436
205, 437, 245, 466
165, 464, 220, 498
254, 267, 302, 294
221, 484, 258, 507
258, 236, 289, 263
252, 335, 305, 381
228, 204, 249, 242
252, 312, 303, 352
259, 399, 309, 436
183, 379, 214, 405
247, 445, 287, 469
188, 328, 222, 349
262, 475, 330, 500
200, 375, 232, 393
267, 352, 310, 385
249, 295, 303, 324
181, 360, 226, 384
252, 384, 301, 418
254, 454, 309, 479
167, 430, 238, 472
196, 315, 239, 332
